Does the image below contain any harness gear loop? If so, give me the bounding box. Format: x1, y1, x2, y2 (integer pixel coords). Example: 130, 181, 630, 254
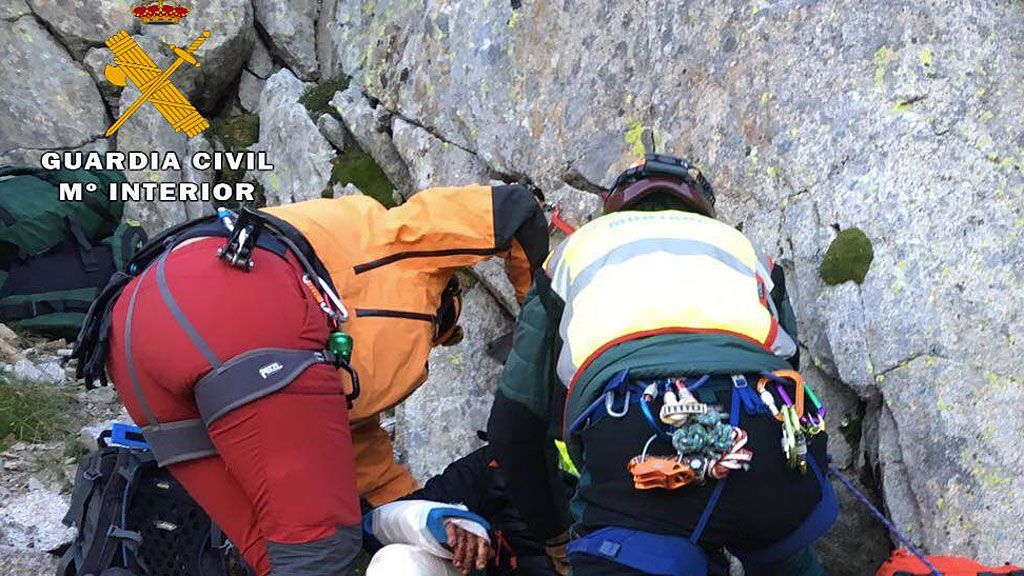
605, 387, 631, 418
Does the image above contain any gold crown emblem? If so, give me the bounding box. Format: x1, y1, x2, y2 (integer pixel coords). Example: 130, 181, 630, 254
132, 0, 190, 25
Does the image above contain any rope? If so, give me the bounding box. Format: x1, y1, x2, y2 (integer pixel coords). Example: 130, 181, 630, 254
829, 466, 943, 576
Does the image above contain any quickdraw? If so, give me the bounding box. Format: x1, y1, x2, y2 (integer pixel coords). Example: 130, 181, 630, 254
780, 404, 808, 474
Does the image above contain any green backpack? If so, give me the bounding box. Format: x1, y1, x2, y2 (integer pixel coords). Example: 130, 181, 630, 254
0, 166, 147, 339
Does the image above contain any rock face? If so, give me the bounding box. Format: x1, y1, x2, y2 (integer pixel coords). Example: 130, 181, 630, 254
238, 69, 265, 113
395, 284, 512, 481
392, 117, 491, 190
25, 0, 136, 59
320, 0, 1024, 565
250, 69, 334, 205
115, 81, 212, 234
126, 0, 254, 113
331, 85, 413, 198
252, 0, 318, 81
0, 16, 107, 164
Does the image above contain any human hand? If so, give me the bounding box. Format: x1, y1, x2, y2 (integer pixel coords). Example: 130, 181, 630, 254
445, 520, 492, 574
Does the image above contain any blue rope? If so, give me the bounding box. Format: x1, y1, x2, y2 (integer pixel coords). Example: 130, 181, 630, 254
829, 466, 943, 576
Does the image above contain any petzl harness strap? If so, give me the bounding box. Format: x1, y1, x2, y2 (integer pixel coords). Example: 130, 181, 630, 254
142, 419, 218, 467
155, 252, 222, 369
194, 348, 335, 425
127, 248, 339, 467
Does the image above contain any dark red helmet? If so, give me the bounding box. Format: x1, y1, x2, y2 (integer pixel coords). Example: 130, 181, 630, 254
603, 154, 716, 217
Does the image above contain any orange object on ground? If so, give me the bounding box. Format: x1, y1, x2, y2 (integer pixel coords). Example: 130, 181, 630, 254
876, 550, 1023, 576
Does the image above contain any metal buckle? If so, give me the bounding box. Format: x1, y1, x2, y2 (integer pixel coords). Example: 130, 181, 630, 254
217, 209, 263, 271
605, 388, 631, 418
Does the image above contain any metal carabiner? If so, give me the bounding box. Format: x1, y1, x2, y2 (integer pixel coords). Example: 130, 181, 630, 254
755, 377, 781, 417
605, 388, 632, 418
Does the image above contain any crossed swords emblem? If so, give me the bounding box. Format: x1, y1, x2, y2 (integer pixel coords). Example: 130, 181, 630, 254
103, 29, 211, 138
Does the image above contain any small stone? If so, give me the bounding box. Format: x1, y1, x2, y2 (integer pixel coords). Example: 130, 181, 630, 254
317, 114, 348, 152
84, 385, 119, 405
12, 359, 45, 383
35, 359, 67, 384
0, 484, 76, 550
331, 183, 363, 198
0, 322, 20, 343
37, 339, 67, 353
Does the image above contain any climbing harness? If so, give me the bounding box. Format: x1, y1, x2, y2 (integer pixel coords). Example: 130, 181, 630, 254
79, 208, 362, 468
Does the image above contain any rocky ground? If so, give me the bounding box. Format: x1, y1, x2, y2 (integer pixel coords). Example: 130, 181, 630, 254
0, 324, 128, 574
2, 0, 1023, 573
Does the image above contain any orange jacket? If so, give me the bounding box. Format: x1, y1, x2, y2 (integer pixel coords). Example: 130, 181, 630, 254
263, 184, 548, 505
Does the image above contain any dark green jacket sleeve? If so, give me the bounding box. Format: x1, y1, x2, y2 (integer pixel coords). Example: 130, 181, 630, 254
487, 274, 571, 540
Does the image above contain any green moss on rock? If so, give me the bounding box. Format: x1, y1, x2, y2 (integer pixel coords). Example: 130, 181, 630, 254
300, 77, 351, 120
209, 113, 259, 152
327, 140, 396, 207
820, 227, 874, 285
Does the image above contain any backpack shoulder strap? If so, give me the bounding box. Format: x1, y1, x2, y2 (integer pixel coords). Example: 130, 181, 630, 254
77, 450, 144, 575
62, 450, 106, 528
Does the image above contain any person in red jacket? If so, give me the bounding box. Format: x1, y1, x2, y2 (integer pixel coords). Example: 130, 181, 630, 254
75, 184, 548, 576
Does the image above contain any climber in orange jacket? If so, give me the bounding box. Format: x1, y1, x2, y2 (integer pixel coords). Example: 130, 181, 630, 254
74, 184, 548, 576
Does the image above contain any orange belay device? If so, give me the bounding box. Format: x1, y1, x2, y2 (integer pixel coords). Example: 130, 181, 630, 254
875, 550, 1022, 576
628, 455, 697, 490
